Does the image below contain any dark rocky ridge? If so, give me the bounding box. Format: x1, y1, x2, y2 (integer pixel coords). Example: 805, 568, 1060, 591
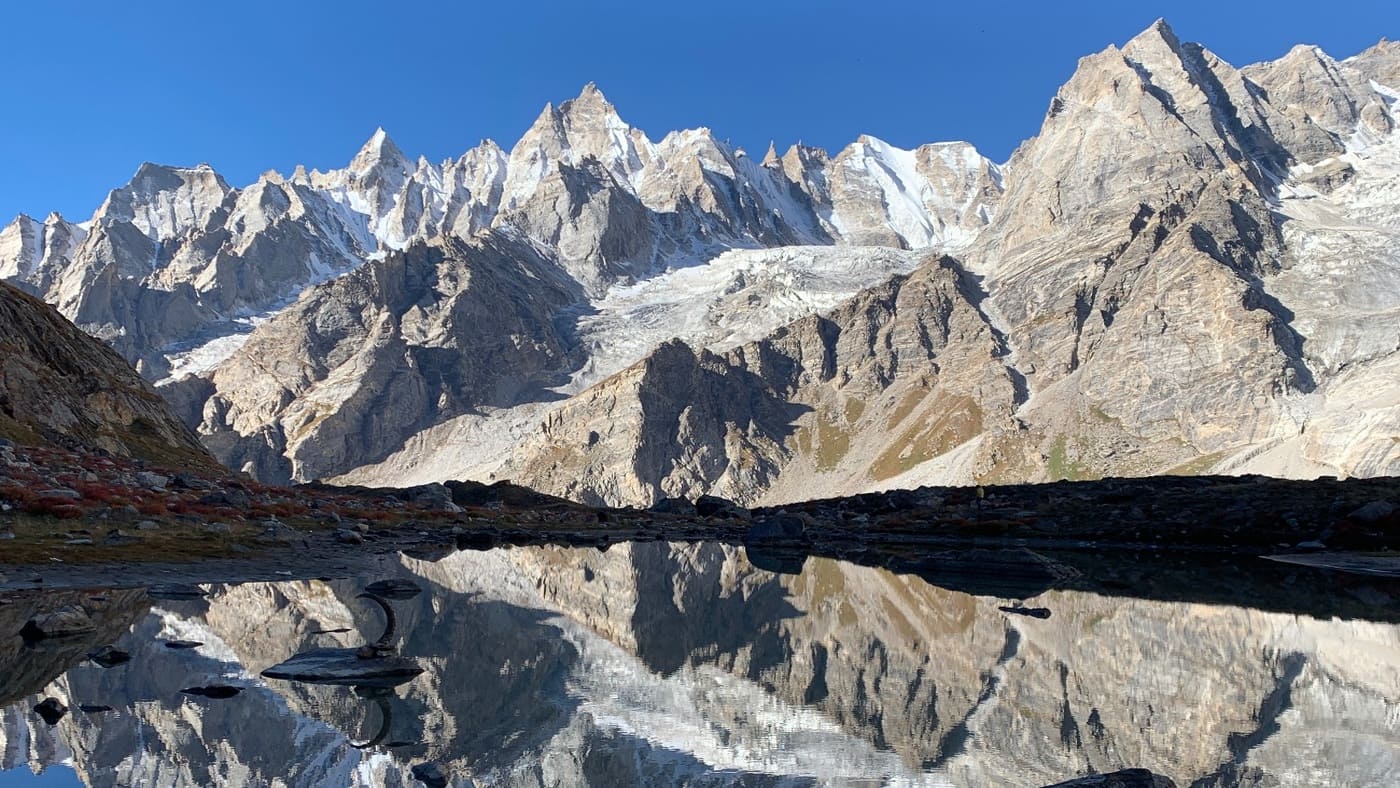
0, 281, 215, 468
1, 439, 1396, 625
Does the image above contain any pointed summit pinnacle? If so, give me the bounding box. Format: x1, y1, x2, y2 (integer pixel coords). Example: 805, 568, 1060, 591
350, 127, 410, 175
567, 82, 615, 113
1125, 17, 1183, 54
359, 127, 401, 156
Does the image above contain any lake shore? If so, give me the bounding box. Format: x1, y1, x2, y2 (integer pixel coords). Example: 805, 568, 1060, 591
3, 442, 1398, 620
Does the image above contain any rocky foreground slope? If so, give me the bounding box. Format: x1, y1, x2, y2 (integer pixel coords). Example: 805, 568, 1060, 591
5, 22, 1399, 506
0, 281, 212, 468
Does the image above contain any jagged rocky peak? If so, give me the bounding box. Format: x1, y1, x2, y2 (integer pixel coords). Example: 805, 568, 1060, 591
348, 127, 412, 178
195, 231, 582, 483
501, 83, 654, 213
0, 215, 42, 280
557, 83, 653, 176
0, 213, 86, 286
1242, 43, 1372, 139
1347, 36, 1400, 87
94, 161, 235, 241
984, 19, 1272, 258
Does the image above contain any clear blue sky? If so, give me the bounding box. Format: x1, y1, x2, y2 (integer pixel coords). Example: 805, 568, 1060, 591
3, 0, 1397, 223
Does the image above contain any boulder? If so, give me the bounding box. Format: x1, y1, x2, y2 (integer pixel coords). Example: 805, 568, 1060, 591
136, 472, 170, 490
696, 494, 750, 519
335, 529, 365, 545
649, 497, 696, 515
32, 698, 67, 725
745, 514, 808, 543
88, 645, 132, 668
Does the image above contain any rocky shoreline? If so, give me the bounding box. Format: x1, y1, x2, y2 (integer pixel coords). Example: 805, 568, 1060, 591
2, 441, 1397, 620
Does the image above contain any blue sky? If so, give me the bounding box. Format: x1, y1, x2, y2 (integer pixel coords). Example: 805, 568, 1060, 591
2, 0, 1397, 223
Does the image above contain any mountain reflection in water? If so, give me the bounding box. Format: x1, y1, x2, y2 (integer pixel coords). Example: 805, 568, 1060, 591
0, 543, 1396, 787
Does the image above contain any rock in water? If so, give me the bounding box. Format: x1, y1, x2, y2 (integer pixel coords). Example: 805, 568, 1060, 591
146, 583, 208, 600
1042, 769, 1177, 788
411, 763, 448, 788
262, 648, 424, 687
180, 685, 242, 699
32, 698, 67, 725
88, 645, 132, 668
999, 605, 1053, 619
364, 579, 422, 600
163, 639, 203, 650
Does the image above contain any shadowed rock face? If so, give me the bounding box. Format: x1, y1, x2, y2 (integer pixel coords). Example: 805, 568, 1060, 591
0, 281, 215, 467
192, 232, 583, 483
4, 544, 1394, 787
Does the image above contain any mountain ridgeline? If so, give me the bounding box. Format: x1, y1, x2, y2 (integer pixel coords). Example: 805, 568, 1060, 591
3, 21, 1398, 505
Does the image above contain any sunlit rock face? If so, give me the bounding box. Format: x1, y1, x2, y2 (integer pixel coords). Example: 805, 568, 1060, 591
2, 544, 1396, 786
5, 22, 1400, 501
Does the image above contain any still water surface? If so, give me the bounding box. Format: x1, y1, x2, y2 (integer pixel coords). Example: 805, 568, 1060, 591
0, 542, 1396, 787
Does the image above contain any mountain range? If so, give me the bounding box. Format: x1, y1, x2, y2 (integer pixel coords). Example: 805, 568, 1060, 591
3, 20, 1398, 506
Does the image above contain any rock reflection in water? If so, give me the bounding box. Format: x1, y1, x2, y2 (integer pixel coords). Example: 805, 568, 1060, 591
0, 542, 1394, 787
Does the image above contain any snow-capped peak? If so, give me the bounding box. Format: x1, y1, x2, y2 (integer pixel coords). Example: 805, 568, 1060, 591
349, 127, 411, 178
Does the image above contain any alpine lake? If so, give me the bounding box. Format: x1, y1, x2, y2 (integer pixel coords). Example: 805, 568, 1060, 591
0, 538, 1396, 787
